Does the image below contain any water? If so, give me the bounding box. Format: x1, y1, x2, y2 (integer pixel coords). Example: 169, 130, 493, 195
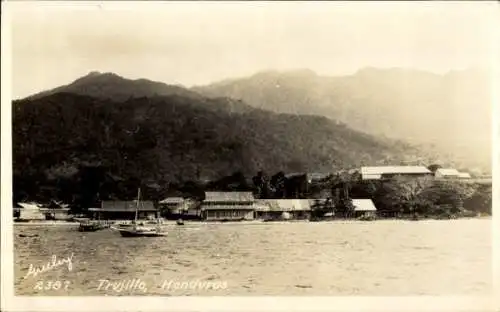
14, 219, 492, 296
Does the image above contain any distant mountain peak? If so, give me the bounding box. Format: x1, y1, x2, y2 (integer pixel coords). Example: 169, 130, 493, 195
86, 71, 103, 77
24, 71, 200, 101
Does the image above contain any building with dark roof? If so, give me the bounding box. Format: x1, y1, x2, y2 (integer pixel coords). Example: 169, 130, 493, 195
89, 200, 158, 220
201, 192, 255, 221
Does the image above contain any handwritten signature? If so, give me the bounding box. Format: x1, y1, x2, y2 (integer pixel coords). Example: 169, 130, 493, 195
24, 253, 74, 279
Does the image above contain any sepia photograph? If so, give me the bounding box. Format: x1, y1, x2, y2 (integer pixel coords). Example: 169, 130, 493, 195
1, 0, 498, 311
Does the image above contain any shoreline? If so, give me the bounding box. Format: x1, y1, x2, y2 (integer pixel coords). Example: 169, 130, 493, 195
13, 216, 491, 227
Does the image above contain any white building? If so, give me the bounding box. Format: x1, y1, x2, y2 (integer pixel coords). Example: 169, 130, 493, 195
360, 166, 432, 180
457, 172, 472, 179
434, 168, 460, 179
352, 199, 377, 217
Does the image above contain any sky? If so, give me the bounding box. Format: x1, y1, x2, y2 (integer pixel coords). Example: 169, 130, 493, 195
6, 1, 498, 99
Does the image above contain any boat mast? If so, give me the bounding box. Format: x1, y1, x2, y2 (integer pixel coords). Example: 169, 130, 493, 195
135, 188, 140, 222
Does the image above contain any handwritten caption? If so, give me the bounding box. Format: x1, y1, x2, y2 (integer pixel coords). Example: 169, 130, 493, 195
24, 253, 74, 280
95, 278, 228, 294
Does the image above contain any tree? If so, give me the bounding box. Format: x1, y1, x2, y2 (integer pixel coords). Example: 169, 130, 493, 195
422, 180, 477, 213
463, 184, 491, 215
179, 181, 206, 201
427, 164, 442, 173
270, 171, 286, 198
252, 171, 272, 199
379, 176, 435, 215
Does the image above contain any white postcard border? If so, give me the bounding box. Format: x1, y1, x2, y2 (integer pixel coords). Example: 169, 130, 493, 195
1, 1, 499, 311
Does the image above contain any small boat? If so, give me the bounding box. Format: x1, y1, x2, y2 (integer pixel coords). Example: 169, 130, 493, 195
78, 217, 108, 232
79, 222, 103, 232
111, 188, 167, 238
115, 225, 167, 237
19, 233, 39, 238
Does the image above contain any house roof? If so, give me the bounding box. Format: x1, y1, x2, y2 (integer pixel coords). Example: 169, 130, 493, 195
255, 199, 311, 211
159, 197, 184, 204
458, 172, 472, 179
204, 192, 254, 202
100, 200, 156, 212
352, 199, 377, 211
361, 166, 431, 175
18, 202, 42, 210
202, 204, 254, 210
436, 168, 460, 176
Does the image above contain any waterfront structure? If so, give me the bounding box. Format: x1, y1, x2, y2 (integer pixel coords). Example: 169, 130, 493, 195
159, 197, 184, 206
435, 168, 460, 179
360, 166, 432, 180
158, 197, 185, 214
159, 197, 201, 219
89, 200, 158, 220
201, 192, 254, 221
457, 172, 472, 179
255, 199, 312, 220
352, 199, 377, 217
14, 203, 45, 220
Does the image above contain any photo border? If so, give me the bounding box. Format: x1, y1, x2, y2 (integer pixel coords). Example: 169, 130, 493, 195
1, 1, 499, 311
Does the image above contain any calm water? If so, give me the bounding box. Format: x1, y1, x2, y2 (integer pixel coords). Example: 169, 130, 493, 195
14, 219, 492, 296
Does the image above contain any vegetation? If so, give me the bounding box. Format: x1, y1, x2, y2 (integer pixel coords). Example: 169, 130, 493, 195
12, 72, 491, 218
13, 90, 417, 210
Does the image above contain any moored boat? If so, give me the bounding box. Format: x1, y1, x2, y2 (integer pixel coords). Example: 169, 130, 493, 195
78, 219, 108, 232
111, 188, 167, 237
114, 225, 167, 237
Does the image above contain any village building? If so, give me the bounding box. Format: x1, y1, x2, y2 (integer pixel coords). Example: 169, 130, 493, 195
352, 199, 377, 218
159, 197, 201, 219
158, 197, 185, 213
360, 166, 432, 180
254, 199, 312, 220
88, 200, 158, 220
434, 168, 460, 179
14, 203, 45, 220
458, 172, 472, 179
201, 192, 255, 221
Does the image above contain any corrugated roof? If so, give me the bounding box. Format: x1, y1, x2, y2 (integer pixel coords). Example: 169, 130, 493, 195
255, 199, 311, 211
352, 199, 377, 211
204, 192, 254, 202
436, 168, 460, 176
159, 197, 184, 204
202, 204, 254, 210
361, 166, 431, 175
100, 201, 156, 212
18, 203, 42, 210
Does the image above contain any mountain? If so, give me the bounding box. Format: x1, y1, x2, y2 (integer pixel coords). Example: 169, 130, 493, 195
193, 68, 492, 172
13, 87, 426, 203
27, 71, 203, 102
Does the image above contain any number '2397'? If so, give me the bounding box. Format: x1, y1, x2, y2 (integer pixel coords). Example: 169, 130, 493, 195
34, 280, 70, 291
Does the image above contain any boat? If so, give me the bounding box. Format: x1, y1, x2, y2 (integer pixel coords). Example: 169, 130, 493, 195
78, 221, 104, 232
77, 214, 110, 231
111, 188, 167, 237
